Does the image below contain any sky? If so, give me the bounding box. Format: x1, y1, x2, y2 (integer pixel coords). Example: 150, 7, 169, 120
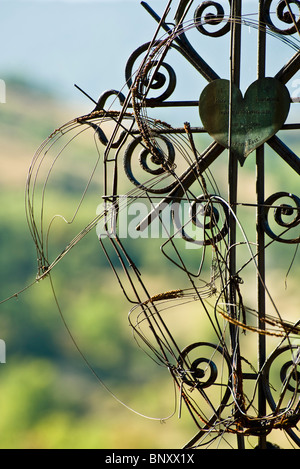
0, 0, 299, 117
0, 0, 164, 110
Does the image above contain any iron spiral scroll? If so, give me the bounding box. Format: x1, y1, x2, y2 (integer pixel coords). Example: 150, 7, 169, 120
25, 0, 300, 449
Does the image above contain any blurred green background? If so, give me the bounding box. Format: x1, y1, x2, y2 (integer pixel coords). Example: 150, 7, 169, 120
0, 74, 200, 449
0, 0, 299, 449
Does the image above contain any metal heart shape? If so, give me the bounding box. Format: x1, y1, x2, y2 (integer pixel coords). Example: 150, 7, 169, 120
199, 78, 290, 165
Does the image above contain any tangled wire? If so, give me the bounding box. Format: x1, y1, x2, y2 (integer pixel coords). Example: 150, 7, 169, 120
5, 2, 300, 449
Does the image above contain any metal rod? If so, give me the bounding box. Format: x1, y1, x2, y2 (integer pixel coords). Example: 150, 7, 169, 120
141, 1, 220, 82
228, 0, 246, 450
256, 0, 267, 450
267, 135, 300, 175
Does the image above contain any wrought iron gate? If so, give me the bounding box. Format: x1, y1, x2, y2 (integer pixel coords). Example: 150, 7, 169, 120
27, 0, 300, 449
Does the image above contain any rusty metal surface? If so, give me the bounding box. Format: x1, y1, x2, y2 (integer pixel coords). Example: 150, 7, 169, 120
199, 78, 291, 164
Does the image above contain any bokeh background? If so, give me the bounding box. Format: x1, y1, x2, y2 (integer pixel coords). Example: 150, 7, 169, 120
0, 0, 299, 449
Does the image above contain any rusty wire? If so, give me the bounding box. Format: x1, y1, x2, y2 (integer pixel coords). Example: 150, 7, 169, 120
3, 1, 299, 449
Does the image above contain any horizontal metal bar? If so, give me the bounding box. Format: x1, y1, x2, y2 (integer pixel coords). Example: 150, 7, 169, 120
242, 373, 258, 380
282, 123, 300, 129
128, 98, 300, 108
128, 100, 199, 108
130, 126, 207, 134
146, 100, 199, 107
129, 123, 300, 135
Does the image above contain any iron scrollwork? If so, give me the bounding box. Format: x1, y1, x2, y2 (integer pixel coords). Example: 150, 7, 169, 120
263, 0, 300, 35
262, 344, 300, 444
171, 194, 230, 246
262, 192, 300, 243
125, 42, 177, 105
123, 133, 177, 194
194, 1, 232, 37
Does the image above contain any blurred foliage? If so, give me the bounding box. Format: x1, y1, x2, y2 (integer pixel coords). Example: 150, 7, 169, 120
0, 77, 201, 449
0, 76, 299, 449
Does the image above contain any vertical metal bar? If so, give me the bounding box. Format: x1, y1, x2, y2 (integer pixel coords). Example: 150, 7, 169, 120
256, 0, 267, 450
228, 0, 245, 449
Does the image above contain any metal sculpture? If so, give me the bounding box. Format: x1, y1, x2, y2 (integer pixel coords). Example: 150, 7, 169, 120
25, 1, 300, 449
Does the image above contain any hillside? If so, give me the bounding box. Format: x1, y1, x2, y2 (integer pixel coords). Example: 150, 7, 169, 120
0, 77, 299, 449
0, 77, 199, 449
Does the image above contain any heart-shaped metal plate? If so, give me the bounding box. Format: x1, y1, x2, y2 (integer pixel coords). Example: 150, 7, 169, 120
199, 78, 290, 165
